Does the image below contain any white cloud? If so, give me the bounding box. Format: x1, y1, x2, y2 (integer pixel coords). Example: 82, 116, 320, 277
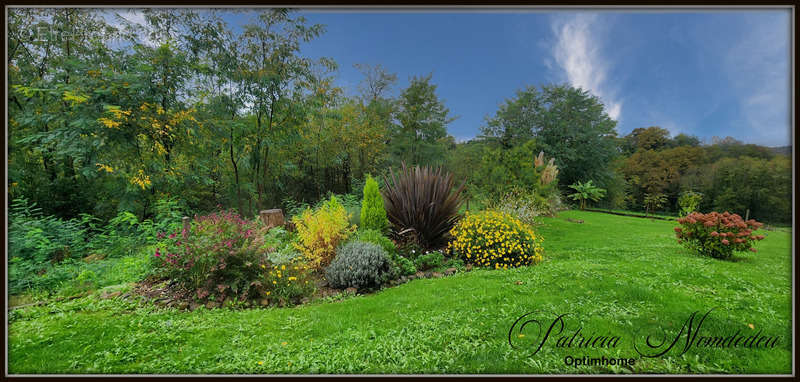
724, 13, 791, 146
101, 9, 157, 47
550, 13, 623, 122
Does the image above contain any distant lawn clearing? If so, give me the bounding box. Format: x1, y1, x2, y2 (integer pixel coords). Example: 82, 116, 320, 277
8, 210, 792, 374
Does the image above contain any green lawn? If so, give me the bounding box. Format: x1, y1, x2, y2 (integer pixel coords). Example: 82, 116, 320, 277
8, 210, 792, 374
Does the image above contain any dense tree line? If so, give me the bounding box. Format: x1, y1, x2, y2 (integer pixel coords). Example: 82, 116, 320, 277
615, 129, 791, 223
8, 8, 791, 225
8, 9, 454, 221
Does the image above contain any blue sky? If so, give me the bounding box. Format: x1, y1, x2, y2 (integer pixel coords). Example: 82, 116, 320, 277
119, 8, 793, 147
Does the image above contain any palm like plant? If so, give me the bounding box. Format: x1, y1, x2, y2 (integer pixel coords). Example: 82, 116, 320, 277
567, 180, 606, 210
382, 163, 466, 250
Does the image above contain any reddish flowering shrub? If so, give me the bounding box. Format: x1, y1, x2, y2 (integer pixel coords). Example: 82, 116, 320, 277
154, 210, 275, 303
675, 211, 765, 259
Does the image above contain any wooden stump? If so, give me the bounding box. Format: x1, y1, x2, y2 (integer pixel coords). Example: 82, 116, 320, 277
259, 209, 285, 229
182, 216, 191, 237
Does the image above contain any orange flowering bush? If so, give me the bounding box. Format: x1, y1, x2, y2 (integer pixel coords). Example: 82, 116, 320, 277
674, 211, 765, 259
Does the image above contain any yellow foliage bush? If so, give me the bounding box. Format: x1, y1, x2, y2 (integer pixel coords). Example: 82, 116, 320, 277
292, 196, 355, 270
448, 210, 543, 269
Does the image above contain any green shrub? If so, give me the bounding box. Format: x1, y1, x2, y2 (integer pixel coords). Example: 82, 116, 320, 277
675, 211, 765, 259
414, 251, 445, 271
355, 229, 397, 257
382, 163, 466, 249
360, 174, 389, 232
9, 198, 90, 264
325, 241, 393, 290
395, 256, 417, 276
678, 191, 703, 217
75, 269, 98, 290
443, 257, 465, 270
486, 186, 551, 226
267, 244, 303, 266
473, 142, 560, 205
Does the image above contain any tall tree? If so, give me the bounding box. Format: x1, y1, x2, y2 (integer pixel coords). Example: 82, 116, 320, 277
391, 73, 455, 167
481, 84, 618, 188
239, 9, 325, 210
351, 63, 397, 180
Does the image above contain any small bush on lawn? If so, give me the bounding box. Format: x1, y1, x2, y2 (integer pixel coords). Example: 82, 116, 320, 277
448, 210, 544, 270
675, 211, 765, 259
264, 260, 315, 305
325, 241, 393, 290
414, 251, 445, 271
154, 210, 273, 302
356, 229, 397, 257
292, 195, 356, 271
360, 174, 390, 232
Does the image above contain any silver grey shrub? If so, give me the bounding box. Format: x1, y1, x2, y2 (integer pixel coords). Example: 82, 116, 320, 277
325, 241, 394, 290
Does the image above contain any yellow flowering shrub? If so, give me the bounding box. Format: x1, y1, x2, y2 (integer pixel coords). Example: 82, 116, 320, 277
448, 210, 543, 269
292, 195, 356, 271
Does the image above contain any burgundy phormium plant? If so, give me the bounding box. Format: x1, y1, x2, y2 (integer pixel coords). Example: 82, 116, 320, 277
381, 163, 466, 250
674, 211, 765, 259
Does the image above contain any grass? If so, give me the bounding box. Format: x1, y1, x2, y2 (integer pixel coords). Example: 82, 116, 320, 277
8, 210, 792, 374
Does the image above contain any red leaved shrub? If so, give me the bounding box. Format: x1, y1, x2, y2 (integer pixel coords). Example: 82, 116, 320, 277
674, 211, 765, 259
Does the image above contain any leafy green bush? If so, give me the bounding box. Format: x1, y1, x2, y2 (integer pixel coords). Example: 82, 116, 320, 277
675, 211, 765, 259
9, 198, 90, 264
382, 163, 466, 250
486, 186, 551, 226
325, 241, 393, 290
355, 229, 397, 257
678, 191, 703, 217
414, 251, 445, 271
360, 174, 389, 232
395, 256, 417, 276
443, 257, 465, 270
472, 142, 560, 198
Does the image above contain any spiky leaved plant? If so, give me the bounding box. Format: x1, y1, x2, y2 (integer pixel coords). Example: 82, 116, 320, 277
381, 163, 466, 250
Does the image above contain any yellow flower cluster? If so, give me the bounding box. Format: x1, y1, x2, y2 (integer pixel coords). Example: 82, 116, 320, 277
98, 117, 121, 129
96, 163, 114, 173
264, 260, 314, 304
98, 107, 131, 129
129, 169, 152, 190
448, 210, 543, 269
